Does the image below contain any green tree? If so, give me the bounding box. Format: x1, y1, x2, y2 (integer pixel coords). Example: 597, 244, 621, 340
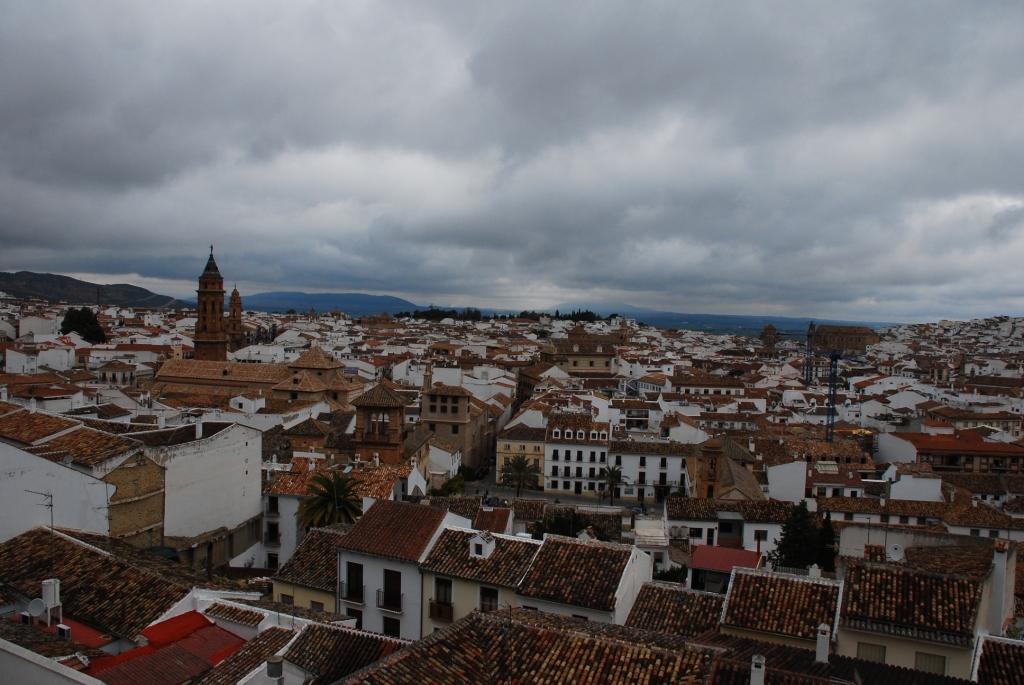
768, 501, 818, 570
501, 454, 541, 498
60, 308, 106, 344
817, 512, 836, 572
298, 471, 361, 528
599, 465, 623, 506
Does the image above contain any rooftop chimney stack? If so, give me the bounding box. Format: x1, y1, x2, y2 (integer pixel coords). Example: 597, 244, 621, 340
267, 655, 284, 685
750, 655, 766, 685
195, 420, 203, 440
989, 539, 1011, 634
815, 623, 830, 663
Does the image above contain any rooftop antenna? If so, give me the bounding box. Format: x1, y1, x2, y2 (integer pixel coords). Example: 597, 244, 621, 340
25, 489, 54, 529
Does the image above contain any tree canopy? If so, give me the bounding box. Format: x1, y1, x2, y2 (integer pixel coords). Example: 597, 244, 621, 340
60, 307, 106, 344
297, 471, 362, 529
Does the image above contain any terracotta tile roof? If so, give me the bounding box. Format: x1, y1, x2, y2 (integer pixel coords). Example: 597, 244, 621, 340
977, 636, 1024, 685
0, 528, 190, 640
427, 495, 481, 521
903, 544, 995, 580
193, 626, 294, 685
473, 507, 512, 533
625, 582, 724, 638
27, 427, 141, 467
701, 633, 973, 685
337, 609, 712, 684
349, 464, 408, 501
0, 618, 104, 659
351, 383, 407, 408
0, 409, 79, 445
690, 545, 762, 573
291, 346, 343, 370
155, 358, 291, 385
421, 529, 540, 588
511, 498, 546, 522
338, 500, 448, 563
840, 561, 982, 646
203, 602, 265, 627
666, 497, 718, 521
284, 623, 404, 685
721, 569, 841, 641
273, 528, 347, 593
0, 399, 25, 416
736, 500, 793, 523
517, 535, 633, 612
498, 424, 547, 441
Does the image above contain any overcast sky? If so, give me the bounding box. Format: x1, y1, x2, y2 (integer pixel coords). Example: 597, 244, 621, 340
2, 2, 1024, 321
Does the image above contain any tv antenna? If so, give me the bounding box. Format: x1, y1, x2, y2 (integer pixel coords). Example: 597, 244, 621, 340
25, 489, 54, 529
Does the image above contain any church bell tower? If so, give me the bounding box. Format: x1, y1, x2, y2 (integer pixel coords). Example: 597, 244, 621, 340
194, 247, 229, 361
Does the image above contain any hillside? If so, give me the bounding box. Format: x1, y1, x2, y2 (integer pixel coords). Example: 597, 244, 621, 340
0, 271, 184, 308
234, 291, 422, 316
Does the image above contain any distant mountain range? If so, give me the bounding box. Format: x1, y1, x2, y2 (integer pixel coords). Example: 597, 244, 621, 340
2, 272, 894, 335
0, 271, 185, 309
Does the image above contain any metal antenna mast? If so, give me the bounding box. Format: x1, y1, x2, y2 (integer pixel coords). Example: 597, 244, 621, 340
25, 489, 54, 529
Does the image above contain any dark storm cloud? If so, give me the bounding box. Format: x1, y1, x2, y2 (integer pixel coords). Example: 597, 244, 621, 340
2, 1, 1024, 320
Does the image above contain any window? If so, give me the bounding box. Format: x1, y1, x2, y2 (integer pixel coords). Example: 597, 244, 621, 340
345, 562, 364, 601
689, 528, 703, 539
267, 553, 278, 569
880, 514, 890, 523
600, 451, 606, 462
551, 465, 558, 476
590, 451, 596, 462
660, 457, 667, 468
268, 496, 279, 514
989, 530, 999, 538
970, 528, 980, 537
346, 607, 362, 629
310, 600, 324, 612
452, 424, 459, 435
615, 455, 621, 466
280, 594, 294, 605
856, 642, 886, 663
577, 450, 583, 461
435, 577, 453, 604
429, 423, 436, 431
899, 515, 909, 524
480, 586, 499, 612
474, 544, 483, 556
382, 617, 401, 638
915, 652, 946, 675
844, 513, 853, 521
553, 449, 559, 460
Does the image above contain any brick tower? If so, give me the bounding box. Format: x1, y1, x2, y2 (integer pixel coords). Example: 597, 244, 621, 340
194, 247, 228, 361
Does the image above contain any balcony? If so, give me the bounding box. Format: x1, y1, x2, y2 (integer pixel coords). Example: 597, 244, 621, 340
429, 599, 454, 622
377, 589, 403, 613
339, 582, 365, 605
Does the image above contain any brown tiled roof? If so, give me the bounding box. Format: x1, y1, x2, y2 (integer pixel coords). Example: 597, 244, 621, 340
666, 497, 718, 521
193, 627, 294, 685
273, 528, 347, 593
511, 498, 546, 522
517, 535, 632, 612
338, 500, 447, 563
722, 570, 841, 641
840, 561, 982, 646
0, 528, 190, 640
0, 409, 79, 444
0, 618, 105, 659
291, 346, 343, 370
473, 507, 512, 533
27, 427, 141, 467
977, 636, 1024, 685
497, 424, 547, 441
351, 383, 407, 408
155, 358, 291, 384
284, 623, 404, 685
626, 582, 724, 638
203, 602, 265, 627
337, 609, 711, 684
736, 500, 793, 523
420, 529, 540, 588
427, 495, 481, 521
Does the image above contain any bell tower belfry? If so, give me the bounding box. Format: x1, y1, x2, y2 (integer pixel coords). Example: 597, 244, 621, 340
194, 246, 228, 361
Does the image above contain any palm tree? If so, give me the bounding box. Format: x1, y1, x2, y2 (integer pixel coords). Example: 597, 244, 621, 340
599, 465, 623, 506
501, 454, 541, 498
298, 471, 362, 528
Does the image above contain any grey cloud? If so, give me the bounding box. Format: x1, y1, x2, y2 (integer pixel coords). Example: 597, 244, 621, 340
3, 1, 1024, 320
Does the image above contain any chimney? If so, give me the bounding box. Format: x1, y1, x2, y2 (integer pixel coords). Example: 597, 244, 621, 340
195, 420, 203, 440
267, 655, 284, 684
750, 655, 766, 685
815, 623, 830, 663
989, 539, 1011, 634
29, 397, 37, 413
808, 564, 821, 579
